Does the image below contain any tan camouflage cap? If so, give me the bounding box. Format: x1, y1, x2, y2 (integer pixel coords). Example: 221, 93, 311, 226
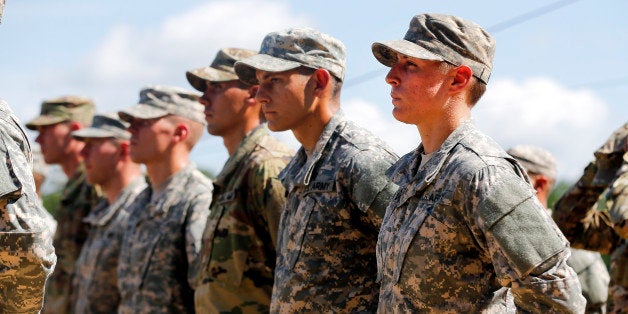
72, 112, 131, 140
507, 145, 557, 179
118, 85, 205, 125
186, 48, 258, 92
26, 95, 95, 130
372, 13, 495, 84
235, 28, 346, 85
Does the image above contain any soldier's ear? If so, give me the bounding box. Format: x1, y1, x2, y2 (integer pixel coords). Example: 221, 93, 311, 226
69, 121, 82, 131
246, 85, 259, 105
172, 124, 189, 143
119, 141, 130, 157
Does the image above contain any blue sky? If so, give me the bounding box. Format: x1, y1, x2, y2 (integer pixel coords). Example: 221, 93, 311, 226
1, 0, 626, 186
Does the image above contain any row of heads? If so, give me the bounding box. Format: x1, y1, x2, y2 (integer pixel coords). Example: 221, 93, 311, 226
25, 13, 497, 137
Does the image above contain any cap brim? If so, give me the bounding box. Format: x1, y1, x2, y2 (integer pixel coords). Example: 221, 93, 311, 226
71, 127, 120, 140
186, 67, 239, 92
118, 103, 169, 123
25, 115, 68, 130
372, 40, 444, 67
234, 54, 302, 85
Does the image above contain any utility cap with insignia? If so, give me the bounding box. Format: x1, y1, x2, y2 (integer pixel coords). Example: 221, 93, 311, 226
26, 95, 95, 130
235, 27, 346, 85
72, 112, 131, 141
507, 145, 557, 179
186, 48, 257, 92
372, 13, 495, 84
118, 85, 205, 125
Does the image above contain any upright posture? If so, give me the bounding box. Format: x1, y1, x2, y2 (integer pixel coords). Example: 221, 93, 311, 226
508, 145, 610, 314
553, 122, 628, 313
236, 28, 399, 312
0, 4, 56, 312
117, 86, 212, 313
70, 113, 146, 313
187, 48, 294, 313
372, 13, 585, 312
26, 96, 100, 314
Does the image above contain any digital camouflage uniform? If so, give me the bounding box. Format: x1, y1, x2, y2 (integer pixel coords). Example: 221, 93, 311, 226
194, 126, 293, 313
554, 122, 628, 313
118, 163, 212, 313
0, 99, 56, 313
272, 112, 399, 312
377, 121, 585, 313
72, 176, 146, 314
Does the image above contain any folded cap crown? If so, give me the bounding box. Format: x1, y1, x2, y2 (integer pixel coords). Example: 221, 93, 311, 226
235, 28, 346, 85
186, 47, 257, 92
118, 85, 205, 125
26, 95, 95, 130
372, 13, 495, 84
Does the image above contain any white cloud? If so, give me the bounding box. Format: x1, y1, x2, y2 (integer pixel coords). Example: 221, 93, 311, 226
342, 77, 613, 181
474, 77, 611, 180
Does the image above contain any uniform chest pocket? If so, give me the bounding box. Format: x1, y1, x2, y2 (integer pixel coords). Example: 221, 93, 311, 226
393, 198, 457, 285
284, 181, 336, 270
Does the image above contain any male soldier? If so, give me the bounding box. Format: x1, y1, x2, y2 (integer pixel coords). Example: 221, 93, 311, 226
0, 3, 56, 311
235, 28, 399, 312
26, 95, 100, 313
70, 113, 146, 313
553, 122, 628, 313
117, 86, 212, 313
508, 145, 610, 314
371, 13, 585, 312
187, 48, 294, 313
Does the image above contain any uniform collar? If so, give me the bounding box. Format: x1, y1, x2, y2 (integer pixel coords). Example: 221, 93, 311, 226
281, 111, 345, 188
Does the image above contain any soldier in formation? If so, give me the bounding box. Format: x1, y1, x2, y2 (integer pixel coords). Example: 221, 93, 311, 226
235, 27, 399, 312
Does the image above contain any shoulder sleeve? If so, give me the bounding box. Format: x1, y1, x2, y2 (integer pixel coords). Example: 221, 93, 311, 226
184, 177, 212, 288
553, 161, 618, 253
609, 169, 628, 238
247, 157, 289, 248
0, 119, 56, 313
346, 149, 398, 218
469, 166, 585, 313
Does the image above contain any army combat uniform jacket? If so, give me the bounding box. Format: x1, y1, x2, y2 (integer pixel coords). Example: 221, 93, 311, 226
118, 163, 212, 313
0, 100, 56, 313
44, 164, 99, 314
271, 112, 399, 312
195, 126, 293, 313
72, 176, 146, 313
554, 121, 628, 314
377, 121, 585, 313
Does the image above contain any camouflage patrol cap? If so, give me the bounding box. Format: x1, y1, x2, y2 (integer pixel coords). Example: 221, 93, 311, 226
592, 122, 628, 185
235, 27, 346, 85
72, 112, 131, 140
372, 13, 495, 84
26, 95, 95, 130
186, 48, 257, 92
118, 85, 205, 124
507, 145, 557, 179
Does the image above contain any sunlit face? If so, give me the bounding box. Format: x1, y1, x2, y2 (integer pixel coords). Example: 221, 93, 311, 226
385, 54, 451, 125
254, 68, 312, 132
199, 80, 251, 136
79, 137, 121, 186
35, 122, 73, 164
126, 116, 174, 165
